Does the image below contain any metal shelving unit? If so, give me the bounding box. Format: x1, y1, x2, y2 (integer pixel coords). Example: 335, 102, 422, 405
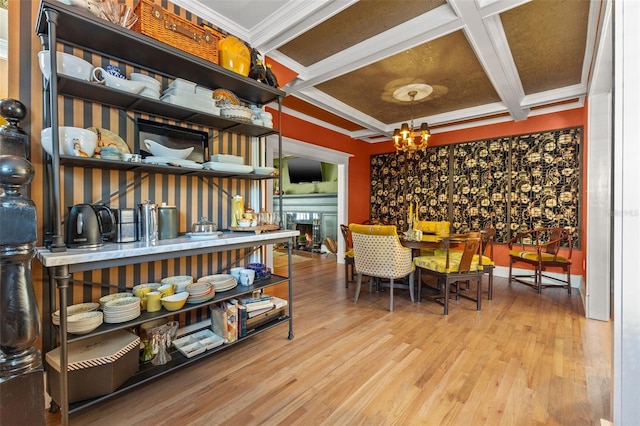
35, 1, 291, 424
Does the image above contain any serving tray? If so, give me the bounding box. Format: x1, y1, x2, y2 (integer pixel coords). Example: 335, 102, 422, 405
229, 224, 280, 234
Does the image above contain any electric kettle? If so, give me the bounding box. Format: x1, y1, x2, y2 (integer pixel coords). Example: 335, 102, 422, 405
65, 203, 115, 248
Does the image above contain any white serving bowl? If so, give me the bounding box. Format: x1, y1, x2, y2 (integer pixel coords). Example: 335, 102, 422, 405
143, 139, 194, 160
38, 50, 94, 81
220, 105, 253, 122
160, 275, 194, 293
41, 126, 98, 157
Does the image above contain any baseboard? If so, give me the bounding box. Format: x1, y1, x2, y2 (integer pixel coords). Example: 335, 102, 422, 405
494, 266, 582, 289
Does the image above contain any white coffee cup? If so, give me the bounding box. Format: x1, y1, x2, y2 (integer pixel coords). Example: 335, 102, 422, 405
230, 267, 244, 281
238, 268, 255, 286
92, 67, 145, 94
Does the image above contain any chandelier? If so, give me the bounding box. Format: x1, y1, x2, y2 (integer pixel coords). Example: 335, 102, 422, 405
392, 84, 432, 152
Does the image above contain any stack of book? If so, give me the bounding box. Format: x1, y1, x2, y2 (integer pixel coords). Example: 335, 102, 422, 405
237, 295, 287, 337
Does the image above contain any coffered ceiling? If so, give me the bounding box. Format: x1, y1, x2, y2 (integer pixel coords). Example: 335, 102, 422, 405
172, 0, 606, 144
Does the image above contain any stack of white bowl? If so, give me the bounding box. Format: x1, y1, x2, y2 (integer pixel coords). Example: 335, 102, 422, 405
51, 302, 100, 325
131, 72, 162, 99
160, 78, 220, 115
99, 292, 134, 309
103, 296, 141, 324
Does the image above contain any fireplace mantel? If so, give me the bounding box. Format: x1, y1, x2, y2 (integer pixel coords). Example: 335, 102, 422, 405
273, 194, 338, 246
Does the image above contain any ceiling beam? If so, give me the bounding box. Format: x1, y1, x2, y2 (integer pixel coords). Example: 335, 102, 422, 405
449, 0, 530, 121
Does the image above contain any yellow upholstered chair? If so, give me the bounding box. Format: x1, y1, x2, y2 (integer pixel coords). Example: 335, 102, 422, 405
508, 227, 572, 294
340, 224, 355, 288
413, 234, 483, 315
349, 224, 415, 312
413, 220, 450, 242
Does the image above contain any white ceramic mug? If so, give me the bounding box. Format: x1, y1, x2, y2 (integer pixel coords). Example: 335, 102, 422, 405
239, 268, 255, 286
92, 67, 145, 94
230, 267, 244, 281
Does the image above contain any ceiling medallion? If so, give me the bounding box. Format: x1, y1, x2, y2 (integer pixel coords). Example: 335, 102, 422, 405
392, 84, 432, 152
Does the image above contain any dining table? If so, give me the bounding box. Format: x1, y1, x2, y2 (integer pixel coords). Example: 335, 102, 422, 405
400, 234, 468, 259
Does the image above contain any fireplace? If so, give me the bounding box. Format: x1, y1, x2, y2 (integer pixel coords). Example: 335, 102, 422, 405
286, 212, 322, 252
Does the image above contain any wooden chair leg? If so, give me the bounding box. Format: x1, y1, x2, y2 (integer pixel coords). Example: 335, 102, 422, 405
488, 269, 493, 300
567, 267, 572, 295
354, 272, 363, 303
345, 261, 350, 288
443, 279, 450, 315
476, 277, 482, 311
408, 271, 415, 303
389, 278, 394, 312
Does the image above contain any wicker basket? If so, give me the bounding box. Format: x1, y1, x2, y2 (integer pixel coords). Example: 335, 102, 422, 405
132, 0, 219, 64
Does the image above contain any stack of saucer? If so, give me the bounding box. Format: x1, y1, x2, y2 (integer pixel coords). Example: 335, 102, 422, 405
131, 72, 162, 99
185, 282, 215, 304
103, 296, 141, 323
66, 311, 104, 334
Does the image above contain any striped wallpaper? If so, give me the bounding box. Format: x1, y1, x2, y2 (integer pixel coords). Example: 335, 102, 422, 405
9, 0, 271, 348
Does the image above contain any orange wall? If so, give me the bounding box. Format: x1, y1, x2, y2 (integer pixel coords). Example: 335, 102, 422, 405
279, 107, 587, 275
275, 111, 373, 224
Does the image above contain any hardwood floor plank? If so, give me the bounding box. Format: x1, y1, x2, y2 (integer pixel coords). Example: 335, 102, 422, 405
44, 254, 612, 425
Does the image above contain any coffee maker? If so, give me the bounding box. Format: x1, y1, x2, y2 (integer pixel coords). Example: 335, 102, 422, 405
111, 207, 138, 243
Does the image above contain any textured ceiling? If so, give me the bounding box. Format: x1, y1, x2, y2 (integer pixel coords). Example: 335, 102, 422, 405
173, 0, 606, 144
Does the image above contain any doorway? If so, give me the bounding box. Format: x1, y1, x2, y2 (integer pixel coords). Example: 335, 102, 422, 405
266, 135, 352, 265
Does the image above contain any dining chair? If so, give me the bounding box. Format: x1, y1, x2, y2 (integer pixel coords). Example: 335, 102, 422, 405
508, 227, 572, 294
413, 234, 483, 315
340, 224, 355, 288
480, 227, 496, 299
349, 224, 415, 312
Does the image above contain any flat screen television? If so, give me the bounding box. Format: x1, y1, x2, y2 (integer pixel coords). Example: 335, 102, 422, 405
287, 157, 323, 183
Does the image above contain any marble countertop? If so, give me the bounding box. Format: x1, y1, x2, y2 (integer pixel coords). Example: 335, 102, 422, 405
36, 230, 299, 272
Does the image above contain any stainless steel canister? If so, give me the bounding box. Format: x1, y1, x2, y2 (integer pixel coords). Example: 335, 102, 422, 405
158, 202, 178, 240
139, 200, 158, 243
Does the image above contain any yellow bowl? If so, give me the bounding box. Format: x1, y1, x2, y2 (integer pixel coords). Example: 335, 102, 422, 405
161, 291, 189, 311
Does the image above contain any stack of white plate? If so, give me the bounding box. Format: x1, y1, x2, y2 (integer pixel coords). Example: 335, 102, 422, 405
51, 302, 100, 325
103, 296, 141, 324
185, 282, 216, 304
66, 311, 104, 334
210, 154, 244, 165
202, 162, 253, 173
196, 274, 237, 292
99, 292, 133, 309
142, 157, 203, 169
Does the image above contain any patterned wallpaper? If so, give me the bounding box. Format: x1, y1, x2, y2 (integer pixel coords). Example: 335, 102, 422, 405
370, 127, 582, 247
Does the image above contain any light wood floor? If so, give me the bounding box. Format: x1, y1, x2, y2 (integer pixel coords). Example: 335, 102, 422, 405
46, 254, 612, 425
